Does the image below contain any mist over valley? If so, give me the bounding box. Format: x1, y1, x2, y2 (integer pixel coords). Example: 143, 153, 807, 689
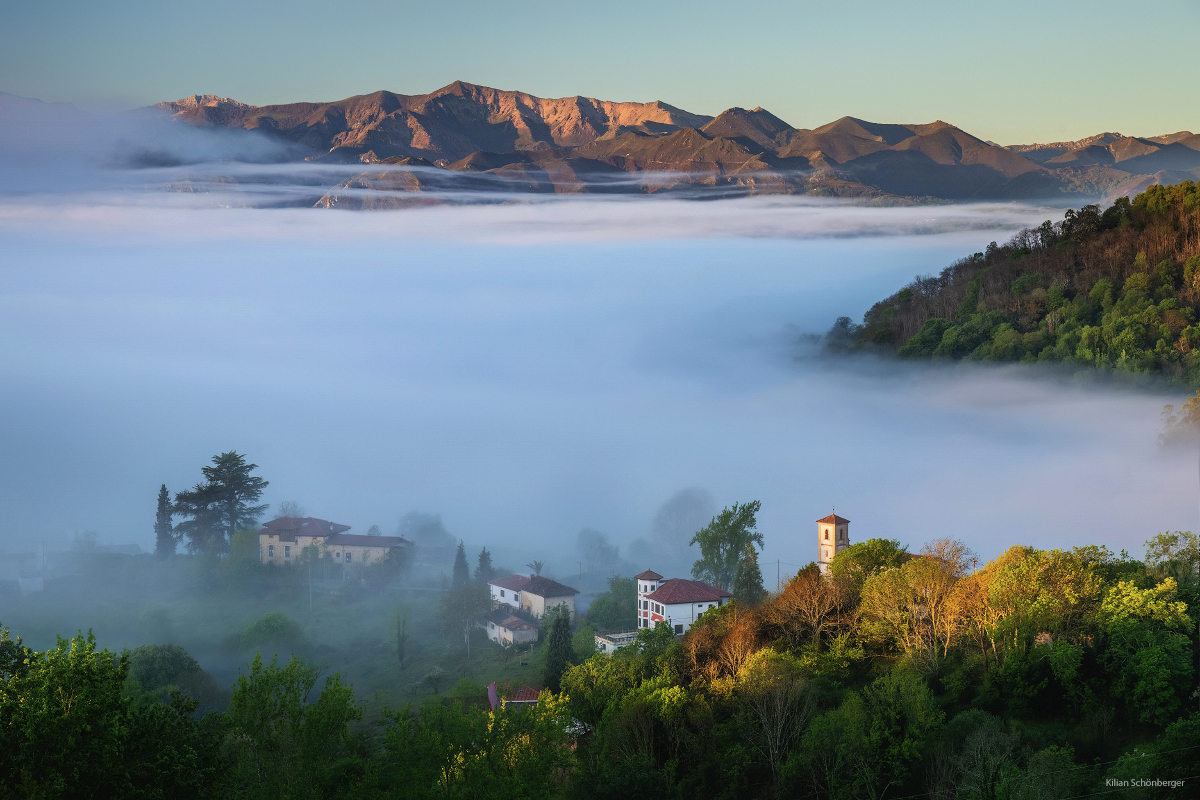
3, 73, 1200, 799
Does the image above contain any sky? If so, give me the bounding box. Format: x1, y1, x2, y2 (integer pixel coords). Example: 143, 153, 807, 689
2, 0, 1198, 144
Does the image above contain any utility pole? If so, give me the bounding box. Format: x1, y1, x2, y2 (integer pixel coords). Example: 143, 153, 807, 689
777, 559, 780, 594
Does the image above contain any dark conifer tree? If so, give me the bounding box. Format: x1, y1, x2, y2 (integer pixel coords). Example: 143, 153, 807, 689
452, 540, 471, 587
174, 451, 268, 555
474, 546, 495, 583
733, 542, 768, 605
543, 608, 573, 693
154, 484, 176, 558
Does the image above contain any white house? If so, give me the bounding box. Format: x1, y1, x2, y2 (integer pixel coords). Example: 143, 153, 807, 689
482, 608, 538, 646
594, 629, 639, 654
637, 570, 731, 635
488, 574, 530, 609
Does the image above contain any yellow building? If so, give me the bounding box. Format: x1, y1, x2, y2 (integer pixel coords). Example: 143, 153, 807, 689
519, 574, 579, 620
258, 516, 409, 568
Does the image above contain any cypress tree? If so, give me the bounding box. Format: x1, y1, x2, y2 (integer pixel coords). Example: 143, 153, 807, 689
732, 542, 768, 605
452, 540, 470, 587
543, 608, 572, 693
154, 484, 175, 558
474, 546, 495, 583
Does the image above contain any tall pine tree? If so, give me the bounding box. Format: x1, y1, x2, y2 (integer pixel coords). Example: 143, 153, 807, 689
474, 546, 495, 583
452, 540, 471, 587
153, 484, 175, 558
543, 607, 573, 693
732, 542, 768, 605
174, 451, 269, 555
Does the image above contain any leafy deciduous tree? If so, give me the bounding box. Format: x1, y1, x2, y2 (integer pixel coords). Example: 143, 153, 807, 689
690, 501, 763, 591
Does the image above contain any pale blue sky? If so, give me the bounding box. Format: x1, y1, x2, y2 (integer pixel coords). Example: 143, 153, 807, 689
2, 0, 1197, 144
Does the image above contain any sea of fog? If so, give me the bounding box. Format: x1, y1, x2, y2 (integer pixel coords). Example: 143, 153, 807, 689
2, 185, 1196, 582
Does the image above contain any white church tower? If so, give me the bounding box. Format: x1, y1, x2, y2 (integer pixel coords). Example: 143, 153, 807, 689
817, 513, 850, 573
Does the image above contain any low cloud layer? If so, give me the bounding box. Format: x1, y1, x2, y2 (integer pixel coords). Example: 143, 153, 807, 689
0, 193, 1190, 578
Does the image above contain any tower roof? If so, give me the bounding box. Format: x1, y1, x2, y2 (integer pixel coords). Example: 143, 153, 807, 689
817, 514, 850, 525
634, 569, 663, 580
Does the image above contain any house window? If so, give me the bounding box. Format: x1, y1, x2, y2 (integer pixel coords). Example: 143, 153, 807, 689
642, 600, 647, 609
500, 589, 506, 598
284, 545, 291, 558
268, 544, 275, 557
824, 530, 829, 540
345, 552, 352, 563
674, 624, 683, 635
513, 593, 520, 602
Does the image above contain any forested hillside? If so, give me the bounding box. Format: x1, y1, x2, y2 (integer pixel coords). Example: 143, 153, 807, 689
841, 181, 1200, 383
3, 534, 1198, 799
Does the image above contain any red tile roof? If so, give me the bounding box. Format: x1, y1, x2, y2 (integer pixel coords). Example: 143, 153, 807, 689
816, 514, 850, 525
261, 517, 352, 536
634, 569, 663, 580
524, 575, 579, 598
489, 574, 532, 592
506, 685, 540, 703
484, 608, 537, 630
645, 578, 731, 605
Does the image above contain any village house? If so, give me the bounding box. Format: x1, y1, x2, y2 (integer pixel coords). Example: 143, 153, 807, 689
487, 573, 530, 610
594, 629, 639, 654
637, 569, 731, 634
258, 516, 409, 568
519, 574, 580, 619
481, 607, 539, 646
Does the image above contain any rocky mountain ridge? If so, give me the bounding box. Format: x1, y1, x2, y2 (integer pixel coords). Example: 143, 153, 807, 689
148, 82, 1200, 208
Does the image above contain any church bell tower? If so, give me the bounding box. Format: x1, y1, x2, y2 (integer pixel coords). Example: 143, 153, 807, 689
817, 513, 850, 573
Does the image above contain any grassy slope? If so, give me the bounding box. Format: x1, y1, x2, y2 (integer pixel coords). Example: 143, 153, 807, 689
1, 553, 553, 723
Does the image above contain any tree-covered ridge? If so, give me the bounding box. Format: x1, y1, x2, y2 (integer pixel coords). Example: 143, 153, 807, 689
841, 181, 1200, 383
3, 533, 1198, 799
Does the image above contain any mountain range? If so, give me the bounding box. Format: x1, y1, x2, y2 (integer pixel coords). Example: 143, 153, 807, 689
62, 81, 1200, 207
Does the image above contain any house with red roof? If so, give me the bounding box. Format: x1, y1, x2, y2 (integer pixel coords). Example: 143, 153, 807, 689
635, 569, 731, 635
487, 573, 531, 610
258, 516, 409, 569
482, 607, 538, 646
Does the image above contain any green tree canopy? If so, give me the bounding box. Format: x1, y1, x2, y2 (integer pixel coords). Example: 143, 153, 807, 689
154, 483, 176, 558
733, 542, 768, 605
828, 537, 909, 593
543, 607, 573, 693
452, 540, 471, 587
474, 546, 495, 583
174, 451, 268, 555
690, 500, 764, 591
586, 575, 637, 630
226, 654, 362, 799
